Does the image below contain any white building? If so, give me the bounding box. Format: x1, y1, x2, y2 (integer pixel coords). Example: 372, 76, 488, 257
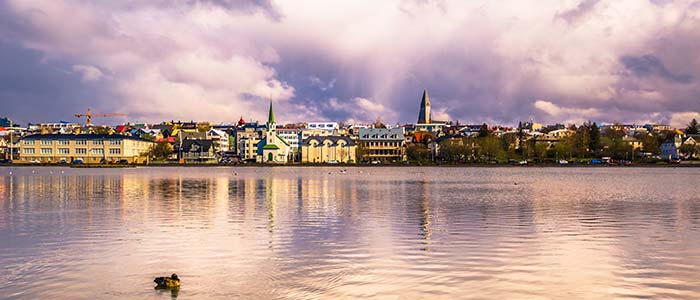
206, 128, 230, 152
307, 122, 339, 132
256, 102, 290, 164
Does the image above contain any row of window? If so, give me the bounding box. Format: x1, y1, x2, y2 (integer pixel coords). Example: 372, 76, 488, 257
363, 141, 402, 147
23, 148, 121, 155
23, 140, 122, 145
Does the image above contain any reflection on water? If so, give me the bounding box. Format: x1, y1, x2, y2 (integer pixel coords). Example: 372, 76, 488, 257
1, 167, 700, 299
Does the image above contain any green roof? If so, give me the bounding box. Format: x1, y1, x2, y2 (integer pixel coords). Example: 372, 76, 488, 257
263, 144, 279, 150
268, 101, 275, 124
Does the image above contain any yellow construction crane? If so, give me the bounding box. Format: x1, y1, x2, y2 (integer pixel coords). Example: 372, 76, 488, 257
74, 108, 128, 126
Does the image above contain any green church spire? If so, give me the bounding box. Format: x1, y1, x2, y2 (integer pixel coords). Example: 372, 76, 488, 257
267, 100, 275, 124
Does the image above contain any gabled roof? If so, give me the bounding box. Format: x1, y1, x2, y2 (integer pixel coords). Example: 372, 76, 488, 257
180, 139, 214, 152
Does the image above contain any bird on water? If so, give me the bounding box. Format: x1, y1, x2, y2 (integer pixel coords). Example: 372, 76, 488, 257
154, 273, 180, 289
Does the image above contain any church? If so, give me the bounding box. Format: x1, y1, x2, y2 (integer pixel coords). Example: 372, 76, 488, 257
415, 89, 446, 132
256, 101, 290, 164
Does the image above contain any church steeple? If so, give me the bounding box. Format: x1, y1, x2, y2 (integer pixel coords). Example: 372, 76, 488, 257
417, 89, 431, 124
267, 100, 275, 124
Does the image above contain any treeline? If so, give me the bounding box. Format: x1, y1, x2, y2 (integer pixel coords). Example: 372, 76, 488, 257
408, 120, 699, 164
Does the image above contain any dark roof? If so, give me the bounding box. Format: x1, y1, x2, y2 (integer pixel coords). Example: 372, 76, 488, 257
21, 133, 154, 142
302, 136, 356, 146
180, 139, 214, 152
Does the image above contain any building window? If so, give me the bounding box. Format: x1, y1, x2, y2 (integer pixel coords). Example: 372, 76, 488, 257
93, 140, 103, 145
109, 148, 121, 155
41, 148, 52, 154
109, 140, 121, 145
76, 140, 87, 145
92, 148, 104, 155
23, 140, 34, 145
76, 148, 87, 154
41, 140, 52, 145
58, 140, 69, 145
58, 148, 70, 154
23, 148, 35, 154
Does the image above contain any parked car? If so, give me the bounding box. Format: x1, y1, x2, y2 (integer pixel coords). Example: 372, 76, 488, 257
590, 159, 603, 164
71, 159, 84, 165
0, 159, 11, 164
29, 159, 41, 164
327, 160, 339, 164
117, 159, 129, 164
518, 160, 528, 166
558, 160, 569, 165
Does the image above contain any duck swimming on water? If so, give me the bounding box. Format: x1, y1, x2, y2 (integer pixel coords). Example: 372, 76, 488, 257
154, 273, 180, 289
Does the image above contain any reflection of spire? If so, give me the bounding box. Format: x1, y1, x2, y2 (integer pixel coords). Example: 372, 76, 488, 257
418, 180, 432, 248
266, 177, 275, 234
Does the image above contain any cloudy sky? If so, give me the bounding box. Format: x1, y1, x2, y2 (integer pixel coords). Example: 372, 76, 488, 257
1, 0, 699, 127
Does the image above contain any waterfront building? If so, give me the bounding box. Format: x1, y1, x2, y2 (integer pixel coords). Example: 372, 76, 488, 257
661, 134, 682, 160
277, 127, 301, 161
301, 136, 356, 163
357, 127, 406, 162
256, 101, 290, 164
623, 135, 643, 151
239, 136, 261, 161
179, 139, 216, 163
18, 134, 153, 164
206, 128, 229, 152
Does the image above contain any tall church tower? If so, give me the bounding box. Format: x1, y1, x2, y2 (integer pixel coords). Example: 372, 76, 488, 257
417, 89, 431, 124
267, 100, 276, 143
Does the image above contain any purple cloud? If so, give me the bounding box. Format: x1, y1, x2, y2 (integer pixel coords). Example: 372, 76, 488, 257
0, 0, 699, 128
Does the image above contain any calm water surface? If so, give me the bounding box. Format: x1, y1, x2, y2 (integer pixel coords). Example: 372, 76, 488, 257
1, 167, 700, 299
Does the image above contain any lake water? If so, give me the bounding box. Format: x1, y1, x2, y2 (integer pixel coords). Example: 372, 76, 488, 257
1, 167, 700, 299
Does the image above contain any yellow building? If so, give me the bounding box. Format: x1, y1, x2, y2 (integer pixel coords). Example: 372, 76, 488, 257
301, 136, 356, 163
19, 134, 154, 164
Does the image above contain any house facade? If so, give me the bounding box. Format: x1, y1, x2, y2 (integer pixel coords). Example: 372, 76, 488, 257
301, 136, 356, 163
179, 139, 216, 163
18, 134, 153, 164
357, 127, 406, 162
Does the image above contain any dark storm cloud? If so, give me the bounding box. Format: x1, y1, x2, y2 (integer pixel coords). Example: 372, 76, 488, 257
0, 42, 110, 125
620, 54, 693, 84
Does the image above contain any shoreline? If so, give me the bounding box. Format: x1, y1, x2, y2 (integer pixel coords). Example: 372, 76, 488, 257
1, 163, 699, 168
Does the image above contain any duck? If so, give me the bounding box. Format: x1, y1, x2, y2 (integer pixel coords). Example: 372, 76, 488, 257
154, 273, 180, 289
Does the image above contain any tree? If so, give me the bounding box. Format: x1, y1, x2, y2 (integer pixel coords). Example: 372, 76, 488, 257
478, 123, 490, 138
148, 142, 174, 160
373, 117, 387, 129
686, 118, 699, 134
588, 122, 601, 154
637, 133, 659, 154
477, 136, 505, 162
407, 143, 431, 163
439, 138, 470, 163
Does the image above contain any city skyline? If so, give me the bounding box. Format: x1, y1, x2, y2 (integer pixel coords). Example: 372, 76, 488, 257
1, 1, 699, 127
